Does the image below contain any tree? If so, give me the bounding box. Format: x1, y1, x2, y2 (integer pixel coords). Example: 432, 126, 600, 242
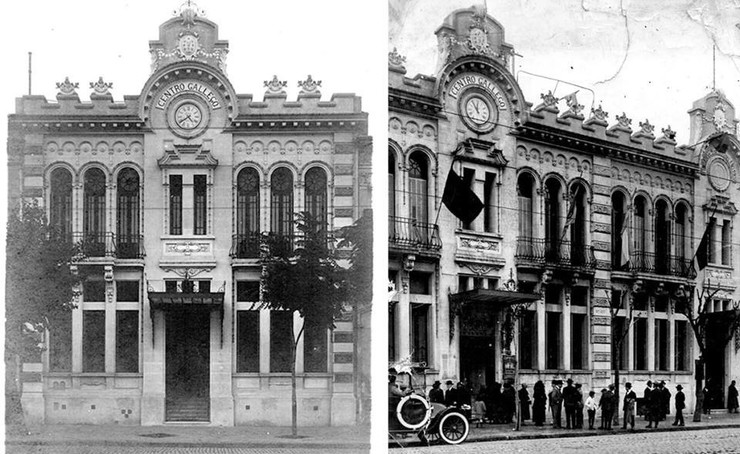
673, 281, 740, 421
5, 201, 82, 422
607, 285, 639, 427
261, 212, 348, 437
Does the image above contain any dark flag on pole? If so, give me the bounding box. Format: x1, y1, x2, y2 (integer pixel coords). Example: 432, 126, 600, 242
707, 132, 740, 154
442, 169, 484, 225
695, 219, 713, 271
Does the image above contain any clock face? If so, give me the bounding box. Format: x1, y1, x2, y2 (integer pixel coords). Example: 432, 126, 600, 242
175, 103, 202, 130
466, 97, 491, 124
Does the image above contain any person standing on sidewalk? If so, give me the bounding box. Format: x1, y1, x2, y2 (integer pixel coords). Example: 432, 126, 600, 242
533, 380, 547, 426
562, 378, 578, 429
672, 384, 685, 426
728, 380, 739, 413
648, 381, 664, 428
622, 382, 636, 430
599, 387, 614, 430
575, 383, 584, 429
519, 384, 531, 425
585, 390, 597, 429
660, 381, 671, 421
643, 380, 653, 426
429, 380, 444, 404
549, 380, 563, 428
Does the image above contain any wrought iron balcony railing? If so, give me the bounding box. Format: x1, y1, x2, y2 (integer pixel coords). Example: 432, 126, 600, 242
230, 232, 262, 259
515, 236, 596, 269
72, 232, 115, 258
389, 216, 442, 253
614, 251, 696, 279
114, 234, 145, 259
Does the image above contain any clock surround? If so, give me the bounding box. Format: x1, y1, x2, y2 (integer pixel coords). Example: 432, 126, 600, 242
166, 96, 211, 139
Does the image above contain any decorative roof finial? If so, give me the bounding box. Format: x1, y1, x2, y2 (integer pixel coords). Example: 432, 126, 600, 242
90, 76, 112, 96
298, 75, 322, 95
174, 1, 205, 27
56, 77, 79, 96
264, 75, 287, 95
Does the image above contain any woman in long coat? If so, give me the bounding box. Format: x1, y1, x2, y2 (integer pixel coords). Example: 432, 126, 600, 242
532, 380, 547, 426
728, 380, 739, 413
519, 384, 531, 423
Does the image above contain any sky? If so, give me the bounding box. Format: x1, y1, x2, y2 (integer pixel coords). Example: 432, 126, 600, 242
390, 0, 740, 142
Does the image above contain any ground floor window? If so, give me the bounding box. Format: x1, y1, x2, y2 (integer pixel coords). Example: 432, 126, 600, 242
518, 310, 536, 369
634, 318, 648, 370
546, 311, 561, 370
303, 314, 327, 373
655, 318, 669, 371
236, 311, 260, 373
116, 311, 139, 373
571, 313, 587, 369
411, 304, 429, 365
83, 310, 105, 373
270, 311, 293, 373
675, 320, 689, 371
49, 311, 72, 372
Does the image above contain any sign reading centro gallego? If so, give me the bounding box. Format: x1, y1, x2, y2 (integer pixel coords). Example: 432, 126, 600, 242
155, 81, 222, 110
449, 75, 507, 110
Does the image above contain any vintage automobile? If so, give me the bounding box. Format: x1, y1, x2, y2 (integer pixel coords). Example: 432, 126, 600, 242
388, 365, 470, 445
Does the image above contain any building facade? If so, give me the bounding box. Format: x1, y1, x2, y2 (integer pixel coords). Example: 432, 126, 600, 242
7, 4, 372, 426
389, 5, 740, 414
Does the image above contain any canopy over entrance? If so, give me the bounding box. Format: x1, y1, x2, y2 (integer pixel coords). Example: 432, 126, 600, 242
148, 291, 225, 346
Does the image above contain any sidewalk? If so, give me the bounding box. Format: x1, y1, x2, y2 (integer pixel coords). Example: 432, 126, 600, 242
5, 423, 371, 450
390, 412, 740, 447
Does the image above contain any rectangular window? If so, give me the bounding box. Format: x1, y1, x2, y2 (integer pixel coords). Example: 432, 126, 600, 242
116, 311, 139, 373
571, 287, 588, 306
655, 319, 668, 371
708, 217, 717, 264
546, 311, 561, 370
633, 292, 648, 311
84, 280, 106, 302
571, 313, 586, 369
304, 315, 327, 373
613, 316, 629, 370
236, 281, 260, 302
165, 280, 178, 293
409, 272, 431, 295
484, 172, 496, 233
169, 175, 182, 235
116, 281, 139, 302
236, 311, 260, 373
389, 304, 396, 363
519, 310, 536, 369
194, 174, 207, 235
270, 311, 293, 373
49, 311, 72, 372
654, 294, 668, 312
462, 168, 475, 230
722, 220, 731, 266
411, 304, 429, 365
675, 320, 689, 371
634, 318, 648, 370
197, 280, 211, 293
83, 310, 105, 373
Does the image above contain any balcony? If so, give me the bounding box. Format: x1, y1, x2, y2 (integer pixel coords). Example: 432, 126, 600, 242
515, 236, 596, 270
230, 232, 261, 259
615, 251, 696, 279
115, 234, 145, 259
389, 216, 442, 256
72, 232, 145, 260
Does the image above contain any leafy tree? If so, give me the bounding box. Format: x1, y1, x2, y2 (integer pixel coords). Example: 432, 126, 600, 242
5, 201, 82, 421
261, 212, 348, 436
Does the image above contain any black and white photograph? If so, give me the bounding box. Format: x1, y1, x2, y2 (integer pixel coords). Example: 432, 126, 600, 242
2, 1, 383, 453
388, 0, 740, 452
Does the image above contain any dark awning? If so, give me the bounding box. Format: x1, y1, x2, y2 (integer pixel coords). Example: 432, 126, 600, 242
449, 288, 541, 307
148, 292, 225, 311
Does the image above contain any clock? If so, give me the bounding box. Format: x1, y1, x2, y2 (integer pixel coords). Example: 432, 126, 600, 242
465, 96, 490, 124
175, 103, 202, 130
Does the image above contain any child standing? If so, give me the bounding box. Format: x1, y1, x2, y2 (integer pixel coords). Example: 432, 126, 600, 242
585, 390, 597, 429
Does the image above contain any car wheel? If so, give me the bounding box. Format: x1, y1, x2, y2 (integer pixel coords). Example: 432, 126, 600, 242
438, 412, 469, 445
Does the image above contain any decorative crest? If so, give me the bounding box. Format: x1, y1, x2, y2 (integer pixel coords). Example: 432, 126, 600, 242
388, 47, 406, 69
591, 104, 609, 122
661, 125, 677, 141
540, 90, 558, 108
616, 112, 632, 129
90, 77, 112, 95
264, 75, 288, 94
467, 13, 491, 55
56, 77, 79, 96
174, 1, 205, 27
298, 75, 322, 94
639, 119, 655, 135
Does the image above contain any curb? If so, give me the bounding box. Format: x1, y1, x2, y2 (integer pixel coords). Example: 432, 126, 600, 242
6, 440, 372, 450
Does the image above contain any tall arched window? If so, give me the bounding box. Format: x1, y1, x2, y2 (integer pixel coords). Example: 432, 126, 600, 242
83, 168, 107, 256
634, 196, 647, 271
50, 168, 73, 241
544, 178, 563, 261
570, 182, 588, 266
236, 167, 260, 258
611, 192, 628, 269
116, 168, 140, 258
655, 199, 671, 274
675, 203, 688, 275
388, 152, 396, 219
408, 151, 429, 223
270, 168, 293, 250
304, 167, 328, 232
517, 173, 535, 257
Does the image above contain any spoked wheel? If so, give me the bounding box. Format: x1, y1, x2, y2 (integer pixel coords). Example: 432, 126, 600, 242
438, 412, 469, 445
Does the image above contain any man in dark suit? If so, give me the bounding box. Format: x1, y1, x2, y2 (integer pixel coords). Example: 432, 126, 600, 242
672, 384, 685, 426
444, 380, 458, 406
429, 380, 444, 404
562, 378, 578, 429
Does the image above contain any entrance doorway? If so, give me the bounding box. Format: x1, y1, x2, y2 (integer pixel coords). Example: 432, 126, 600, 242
460, 308, 497, 396
165, 308, 210, 421
704, 314, 731, 410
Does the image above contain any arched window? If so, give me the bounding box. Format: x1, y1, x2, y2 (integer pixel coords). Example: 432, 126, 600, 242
675, 203, 690, 275
408, 151, 429, 222
655, 199, 671, 274
304, 167, 328, 232
83, 168, 107, 256
611, 192, 628, 269
50, 168, 73, 241
236, 168, 260, 258
570, 182, 588, 266
517, 173, 535, 257
388, 151, 396, 219
270, 167, 293, 241
544, 178, 563, 261
116, 168, 140, 258
634, 196, 648, 271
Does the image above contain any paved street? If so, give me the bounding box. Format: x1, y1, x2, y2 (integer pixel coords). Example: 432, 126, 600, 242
7, 446, 369, 454
390, 427, 740, 453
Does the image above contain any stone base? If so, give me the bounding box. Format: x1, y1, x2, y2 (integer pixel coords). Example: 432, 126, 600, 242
21, 382, 45, 424
330, 394, 356, 426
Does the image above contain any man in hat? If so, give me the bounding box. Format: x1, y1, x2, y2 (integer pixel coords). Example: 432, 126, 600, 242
644, 380, 653, 427
429, 380, 444, 404
444, 380, 458, 407
549, 380, 563, 428
672, 384, 685, 426
622, 382, 636, 430
660, 381, 671, 421
562, 378, 578, 429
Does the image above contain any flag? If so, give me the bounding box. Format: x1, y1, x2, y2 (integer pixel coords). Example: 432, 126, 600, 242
559, 184, 582, 242
707, 132, 740, 154
442, 169, 484, 225
620, 207, 631, 267
562, 91, 579, 109
695, 219, 713, 271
